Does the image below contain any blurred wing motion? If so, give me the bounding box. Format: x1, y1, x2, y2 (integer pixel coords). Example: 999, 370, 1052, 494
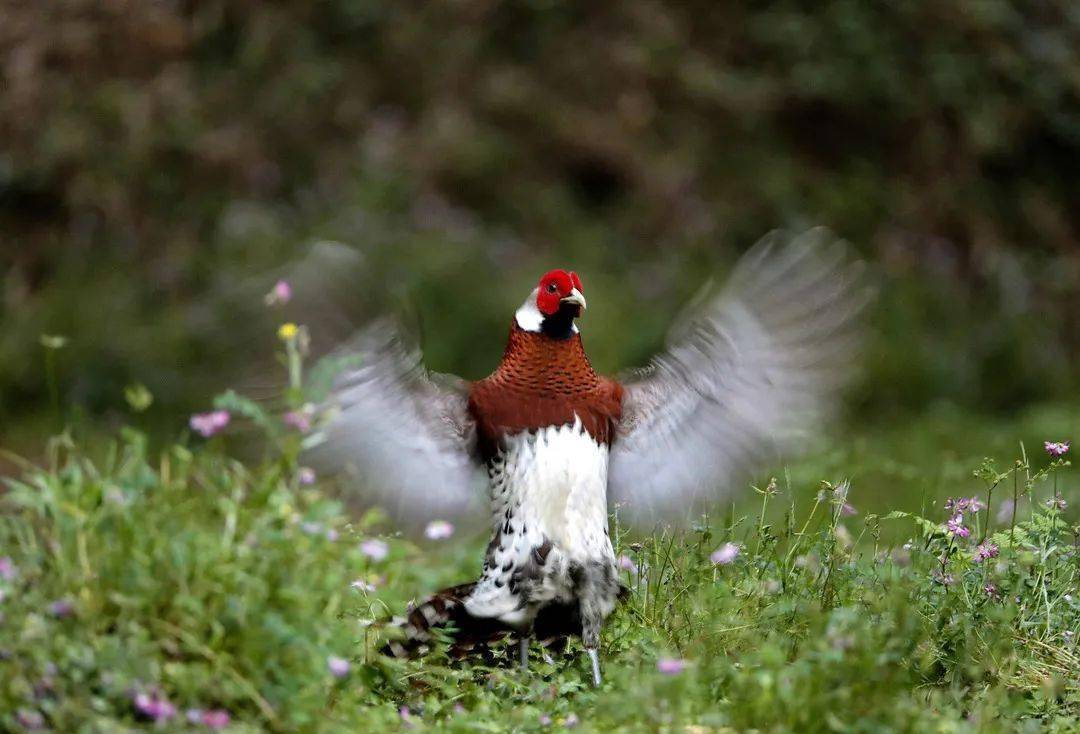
608, 228, 870, 526
306, 320, 487, 531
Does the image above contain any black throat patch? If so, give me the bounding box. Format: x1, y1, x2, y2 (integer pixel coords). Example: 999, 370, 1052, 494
540, 301, 581, 340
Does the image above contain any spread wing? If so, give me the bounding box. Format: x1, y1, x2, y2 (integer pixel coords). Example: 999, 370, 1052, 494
305, 319, 488, 532
608, 228, 870, 527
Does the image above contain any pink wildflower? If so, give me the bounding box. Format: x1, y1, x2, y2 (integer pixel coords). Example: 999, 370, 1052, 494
47, 599, 74, 618
424, 520, 455, 540
1046, 496, 1068, 511
265, 280, 293, 306
134, 691, 177, 722
399, 706, 414, 728
297, 467, 317, 485
710, 543, 740, 565
190, 410, 230, 438
187, 709, 231, 729
984, 583, 1002, 601
360, 539, 388, 561
327, 655, 350, 678
657, 657, 687, 675
973, 542, 999, 563
616, 555, 638, 574
565, 713, 580, 728
945, 514, 970, 538
1045, 441, 1070, 457
283, 410, 312, 433
0, 557, 16, 581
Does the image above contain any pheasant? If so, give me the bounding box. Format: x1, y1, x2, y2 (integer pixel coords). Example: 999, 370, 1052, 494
309, 229, 866, 684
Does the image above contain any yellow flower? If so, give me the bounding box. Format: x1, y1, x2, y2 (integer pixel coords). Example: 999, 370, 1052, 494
278, 322, 299, 341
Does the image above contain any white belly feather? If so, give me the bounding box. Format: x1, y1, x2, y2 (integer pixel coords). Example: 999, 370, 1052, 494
464, 417, 616, 626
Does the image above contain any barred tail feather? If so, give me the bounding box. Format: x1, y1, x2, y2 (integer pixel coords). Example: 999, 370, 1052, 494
380, 583, 514, 660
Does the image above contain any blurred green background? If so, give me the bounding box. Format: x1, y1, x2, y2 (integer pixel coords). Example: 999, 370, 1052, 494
2, 1, 1078, 464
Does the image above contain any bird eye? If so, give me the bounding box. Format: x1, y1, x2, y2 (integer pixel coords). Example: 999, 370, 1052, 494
547, 283, 558, 293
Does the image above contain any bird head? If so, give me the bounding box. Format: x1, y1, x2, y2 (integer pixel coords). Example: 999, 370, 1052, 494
515, 269, 587, 337
536, 269, 587, 318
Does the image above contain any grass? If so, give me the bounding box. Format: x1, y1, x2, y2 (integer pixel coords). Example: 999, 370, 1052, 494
0, 411, 1077, 732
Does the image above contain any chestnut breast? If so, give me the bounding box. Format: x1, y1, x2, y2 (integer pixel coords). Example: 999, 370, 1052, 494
468, 323, 623, 458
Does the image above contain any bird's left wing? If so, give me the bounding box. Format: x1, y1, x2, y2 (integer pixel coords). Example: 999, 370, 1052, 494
306, 319, 488, 532
608, 228, 870, 527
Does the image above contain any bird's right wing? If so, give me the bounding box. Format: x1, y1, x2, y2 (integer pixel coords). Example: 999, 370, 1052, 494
306, 319, 488, 532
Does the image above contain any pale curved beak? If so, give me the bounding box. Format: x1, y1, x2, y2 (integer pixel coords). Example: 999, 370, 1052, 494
561, 287, 587, 311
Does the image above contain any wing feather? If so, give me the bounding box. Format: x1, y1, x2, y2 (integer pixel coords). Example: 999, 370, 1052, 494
305, 319, 487, 531
608, 228, 870, 526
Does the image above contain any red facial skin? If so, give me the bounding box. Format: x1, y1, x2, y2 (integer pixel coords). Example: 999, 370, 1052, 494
536, 270, 583, 316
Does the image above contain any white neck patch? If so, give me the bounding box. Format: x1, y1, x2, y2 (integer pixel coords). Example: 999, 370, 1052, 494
514, 289, 544, 332
514, 288, 579, 334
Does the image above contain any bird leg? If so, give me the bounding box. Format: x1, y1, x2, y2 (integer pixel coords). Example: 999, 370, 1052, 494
519, 636, 530, 672
586, 647, 601, 686
575, 561, 620, 687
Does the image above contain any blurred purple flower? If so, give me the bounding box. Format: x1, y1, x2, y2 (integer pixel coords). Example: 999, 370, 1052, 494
202, 710, 231, 729
710, 543, 740, 565
297, 467, 316, 485
1045, 441, 1070, 457
840, 502, 858, 516
47, 599, 74, 618
945, 514, 970, 538
424, 520, 454, 540
187, 709, 231, 729
190, 411, 230, 438
565, 713, 580, 728
265, 279, 293, 306
399, 706, 414, 728
283, 410, 312, 433
973, 542, 999, 563
984, 583, 1002, 601
0, 556, 16, 581
327, 655, 350, 678
134, 691, 177, 722
1046, 496, 1068, 511
616, 555, 638, 574
539, 714, 553, 726
360, 539, 388, 561
944, 497, 984, 515
16, 709, 45, 730
657, 657, 687, 675
300, 521, 322, 536
325, 528, 340, 542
